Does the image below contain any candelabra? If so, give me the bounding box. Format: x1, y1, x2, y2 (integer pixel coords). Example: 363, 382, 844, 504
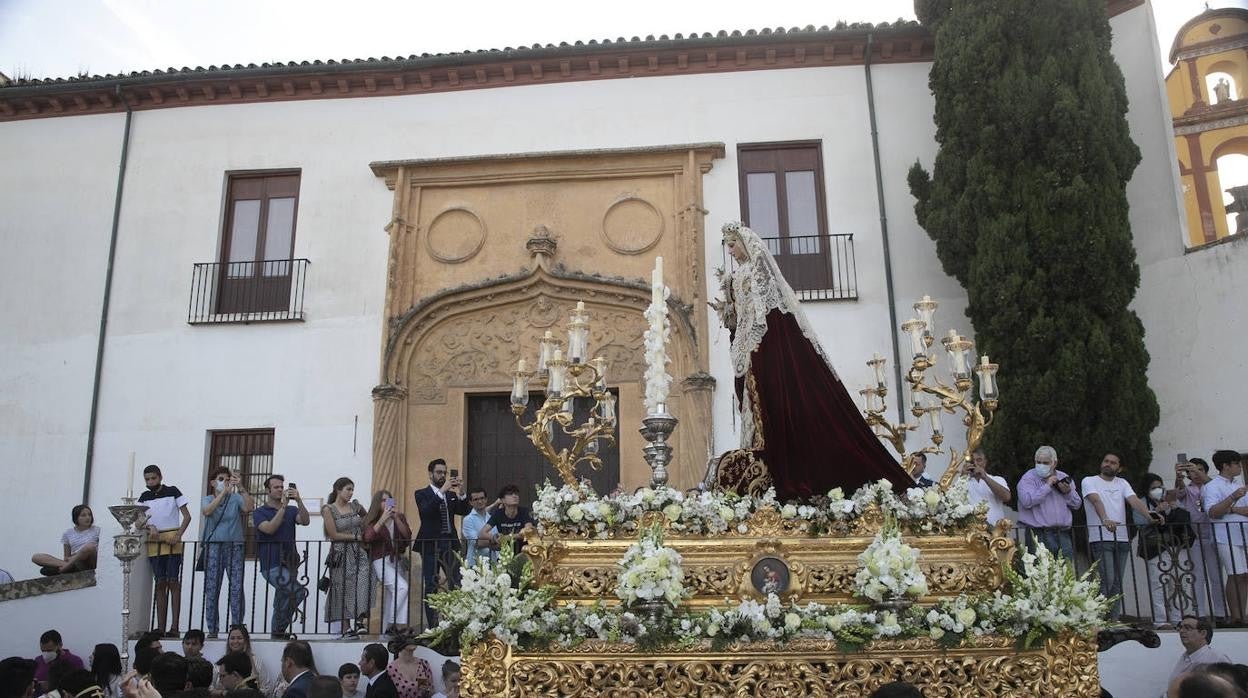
861, 295, 1001, 488
109, 496, 147, 670
512, 302, 618, 489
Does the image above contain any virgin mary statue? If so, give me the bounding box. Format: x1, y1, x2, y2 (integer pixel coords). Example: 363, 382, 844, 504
710, 221, 913, 500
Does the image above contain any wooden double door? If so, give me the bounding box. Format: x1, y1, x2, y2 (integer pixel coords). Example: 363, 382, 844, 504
465, 393, 620, 506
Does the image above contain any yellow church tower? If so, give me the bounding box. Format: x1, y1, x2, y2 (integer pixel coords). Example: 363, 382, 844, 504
1166, 7, 1248, 247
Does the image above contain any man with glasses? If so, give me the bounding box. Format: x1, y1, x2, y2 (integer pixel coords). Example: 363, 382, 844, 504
461, 488, 496, 569
1168, 616, 1230, 686
413, 459, 470, 628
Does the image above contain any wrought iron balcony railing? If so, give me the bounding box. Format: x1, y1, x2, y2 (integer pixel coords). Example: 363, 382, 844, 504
188, 259, 310, 324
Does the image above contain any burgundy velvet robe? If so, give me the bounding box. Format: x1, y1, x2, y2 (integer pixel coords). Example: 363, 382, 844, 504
734, 309, 914, 500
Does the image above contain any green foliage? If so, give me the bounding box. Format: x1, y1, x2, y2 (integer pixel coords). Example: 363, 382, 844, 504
909, 0, 1158, 485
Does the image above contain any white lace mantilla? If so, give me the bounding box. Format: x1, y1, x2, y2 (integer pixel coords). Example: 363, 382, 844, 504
720, 223, 843, 449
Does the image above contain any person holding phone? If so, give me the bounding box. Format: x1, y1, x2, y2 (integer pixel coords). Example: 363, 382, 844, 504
1173, 457, 1228, 620
412, 459, 470, 628
1016, 445, 1082, 561
363, 489, 412, 635
252, 475, 310, 639
200, 466, 254, 638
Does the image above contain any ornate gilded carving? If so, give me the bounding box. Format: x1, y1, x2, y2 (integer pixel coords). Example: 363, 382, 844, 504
461, 633, 1100, 697
525, 527, 1015, 607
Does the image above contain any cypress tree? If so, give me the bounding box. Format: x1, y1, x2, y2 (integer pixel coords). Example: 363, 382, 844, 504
907, 0, 1159, 484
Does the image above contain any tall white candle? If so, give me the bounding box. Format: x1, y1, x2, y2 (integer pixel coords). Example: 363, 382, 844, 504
643, 256, 671, 414
127, 451, 135, 499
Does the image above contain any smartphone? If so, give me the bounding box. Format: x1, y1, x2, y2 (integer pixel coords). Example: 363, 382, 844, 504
287, 482, 297, 490
450, 469, 460, 479
1178, 453, 1188, 464
384, 497, 395, 510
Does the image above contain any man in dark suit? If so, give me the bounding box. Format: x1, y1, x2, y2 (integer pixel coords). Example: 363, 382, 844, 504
413, 458, 471, 627
359, 644, 397, 698
278, 641, 315, 698
909, 453, 936, 488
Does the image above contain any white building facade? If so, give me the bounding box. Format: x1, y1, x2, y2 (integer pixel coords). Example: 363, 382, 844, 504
0, 3, 1233, 693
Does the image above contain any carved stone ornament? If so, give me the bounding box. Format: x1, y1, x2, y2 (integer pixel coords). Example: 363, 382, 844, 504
461, 633, 1100, 697
600, 195, 665, 254
426, 207, 487, 263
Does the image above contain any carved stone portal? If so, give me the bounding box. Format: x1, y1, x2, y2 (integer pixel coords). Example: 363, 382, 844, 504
370, 144, 724, 502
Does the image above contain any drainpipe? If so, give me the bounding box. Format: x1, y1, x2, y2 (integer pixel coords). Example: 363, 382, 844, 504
864, 33, 907, 420
82, 86, 133, 503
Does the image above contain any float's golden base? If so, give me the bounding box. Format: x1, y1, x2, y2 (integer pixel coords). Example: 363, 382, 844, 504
461, 632, 1099, 697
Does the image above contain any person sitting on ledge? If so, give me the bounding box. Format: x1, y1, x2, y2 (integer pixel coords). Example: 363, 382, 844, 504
31, 505, 99, 576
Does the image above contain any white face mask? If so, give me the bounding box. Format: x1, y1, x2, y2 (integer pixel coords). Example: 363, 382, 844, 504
1150, 487, 1165, 501
1035, 463, 1052, 478
215, 479, 227, 493
41, 651, 57, 663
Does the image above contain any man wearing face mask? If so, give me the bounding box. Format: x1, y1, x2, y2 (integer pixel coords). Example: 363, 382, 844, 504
1016, 445, 1082, 561
32, 630, 83, 692
1173, 457, 1227, 620
1083, 451, 1163, 621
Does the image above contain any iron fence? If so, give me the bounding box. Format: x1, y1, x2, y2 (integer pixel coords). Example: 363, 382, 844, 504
148, 520, 1248, 640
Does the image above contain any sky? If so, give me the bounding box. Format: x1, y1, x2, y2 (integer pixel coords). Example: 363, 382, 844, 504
0, 0, 1242, 82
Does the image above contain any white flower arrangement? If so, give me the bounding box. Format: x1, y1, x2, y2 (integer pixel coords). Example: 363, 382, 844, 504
421, 540, 555, 648
533, 478, 985, 539
852, 520, 929, 603
988, 542, 1110, 648
616, 525, 686, 608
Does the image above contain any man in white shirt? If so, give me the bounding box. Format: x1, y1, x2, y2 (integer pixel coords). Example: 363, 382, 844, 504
1082, 452, 1161, 620
1166, 615, 1231, 693
1201, 449, 1248, 624
961, 449, 1011, 527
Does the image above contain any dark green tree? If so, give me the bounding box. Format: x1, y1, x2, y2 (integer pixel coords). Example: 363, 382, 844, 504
907, 0, 1159, 485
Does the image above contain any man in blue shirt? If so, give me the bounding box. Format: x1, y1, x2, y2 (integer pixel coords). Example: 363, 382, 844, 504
461, 488, 496, 569
201, 466, 254, 638
252, 474, 309, 639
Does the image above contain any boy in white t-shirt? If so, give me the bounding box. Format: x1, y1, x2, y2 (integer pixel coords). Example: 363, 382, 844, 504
1201, 449, 1248, 624
1081, 452, 1161, 620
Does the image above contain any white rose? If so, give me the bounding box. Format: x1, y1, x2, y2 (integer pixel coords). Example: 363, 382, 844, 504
784, 613, 801, 631
923, 490, 941, 508
598, 502, 614, 519
567, 504, 585, 522
956, 608, 977, 626
663, 503, 683, 521
929, 627, 945, 640
781, 504, 798, 519
718, 505, 735, 521
825, 616, 843, 631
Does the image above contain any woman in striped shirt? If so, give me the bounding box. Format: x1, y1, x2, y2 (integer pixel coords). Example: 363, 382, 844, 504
32, 505, 100, 575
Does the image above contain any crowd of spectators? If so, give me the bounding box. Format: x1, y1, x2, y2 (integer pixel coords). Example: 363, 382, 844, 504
1, 629, 460, 698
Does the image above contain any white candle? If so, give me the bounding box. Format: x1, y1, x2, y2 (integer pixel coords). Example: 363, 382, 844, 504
651, 257, 664, 306
127, 451, 135, 499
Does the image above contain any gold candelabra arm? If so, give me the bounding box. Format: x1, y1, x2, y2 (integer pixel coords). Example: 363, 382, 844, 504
512, 381, 617, 489
863, 410, 915, 456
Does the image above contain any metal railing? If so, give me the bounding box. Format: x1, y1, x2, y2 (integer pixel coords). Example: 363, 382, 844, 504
188, 258, 310, 324
147, 520, 1248, 640
757, 233, 857, 301
150, 535, 466, 639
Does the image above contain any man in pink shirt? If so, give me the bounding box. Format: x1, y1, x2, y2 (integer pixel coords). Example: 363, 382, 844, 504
1016, 445, 1082, 560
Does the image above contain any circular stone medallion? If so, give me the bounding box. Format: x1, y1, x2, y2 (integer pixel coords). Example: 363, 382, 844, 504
601, 197, 664, 254
426, 207, 487, 263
